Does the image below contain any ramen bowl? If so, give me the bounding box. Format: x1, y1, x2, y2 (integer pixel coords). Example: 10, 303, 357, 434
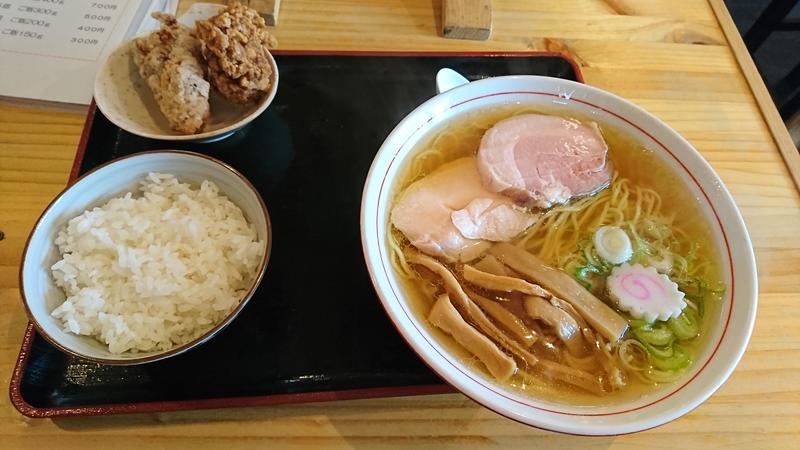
360, 75, 757, 435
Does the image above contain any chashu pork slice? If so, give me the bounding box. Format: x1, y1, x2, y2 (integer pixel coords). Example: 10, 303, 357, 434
391, 157, 539, 263
477, 114, 613, 208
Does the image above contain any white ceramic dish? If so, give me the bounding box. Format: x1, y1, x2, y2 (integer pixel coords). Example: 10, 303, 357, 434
94, 39, 278, 142
20, 151, 271, 365
360, 75, 757, 435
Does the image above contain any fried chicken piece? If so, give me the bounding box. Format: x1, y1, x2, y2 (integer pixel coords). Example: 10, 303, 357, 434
133, 13, 210, 134
195, 2, 277, 104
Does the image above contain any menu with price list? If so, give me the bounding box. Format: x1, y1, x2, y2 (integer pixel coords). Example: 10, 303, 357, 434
0, 0, 172, 104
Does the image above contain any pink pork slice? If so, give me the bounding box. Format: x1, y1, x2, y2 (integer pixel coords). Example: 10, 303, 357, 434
391, 157, 539, 263
477, 114, 613, 208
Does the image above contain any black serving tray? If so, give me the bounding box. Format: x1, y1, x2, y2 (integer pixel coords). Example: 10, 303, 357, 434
11, 51, 580, 417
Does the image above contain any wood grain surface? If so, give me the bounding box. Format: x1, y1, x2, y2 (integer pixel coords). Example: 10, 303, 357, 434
1, 0, 799, 448
442, 0, 493, 41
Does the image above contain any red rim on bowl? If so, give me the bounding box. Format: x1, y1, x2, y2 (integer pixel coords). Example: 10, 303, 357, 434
361, 76, 757, 435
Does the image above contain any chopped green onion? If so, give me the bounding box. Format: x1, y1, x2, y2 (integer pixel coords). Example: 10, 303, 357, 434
644, 342, 674, 359
708, 281, 726, 295
566, 230, 721, 379
571, 238, 616, 293
668, 309, 700, 341
633, 323, 675, 347
648, 344, 691, 371
573, 265, 595, 290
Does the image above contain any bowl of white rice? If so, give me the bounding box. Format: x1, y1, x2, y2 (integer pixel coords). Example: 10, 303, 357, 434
19, 150, 271, 364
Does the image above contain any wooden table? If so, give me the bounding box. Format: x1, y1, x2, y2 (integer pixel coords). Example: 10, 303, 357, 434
1, 0, 798, 447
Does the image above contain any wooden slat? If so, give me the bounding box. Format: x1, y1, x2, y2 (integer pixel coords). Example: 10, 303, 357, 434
239, 0, 282, 25
442, 0, 493, 40
707, 0, 800, 191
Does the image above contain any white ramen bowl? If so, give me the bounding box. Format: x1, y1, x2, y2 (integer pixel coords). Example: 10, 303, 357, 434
20, 151, 271, 365
360, 75, 757, 435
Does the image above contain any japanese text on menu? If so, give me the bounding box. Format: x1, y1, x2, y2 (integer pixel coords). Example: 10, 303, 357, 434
0, 0, 130, 61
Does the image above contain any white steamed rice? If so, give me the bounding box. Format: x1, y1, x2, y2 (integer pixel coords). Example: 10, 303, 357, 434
50, 172, 265, 354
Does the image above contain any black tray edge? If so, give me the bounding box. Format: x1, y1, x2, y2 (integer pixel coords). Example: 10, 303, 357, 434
11, 324, 455, 418
10, 50, 583, 418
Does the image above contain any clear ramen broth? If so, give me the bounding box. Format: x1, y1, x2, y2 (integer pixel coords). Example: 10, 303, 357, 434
387, 103, 725, 406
